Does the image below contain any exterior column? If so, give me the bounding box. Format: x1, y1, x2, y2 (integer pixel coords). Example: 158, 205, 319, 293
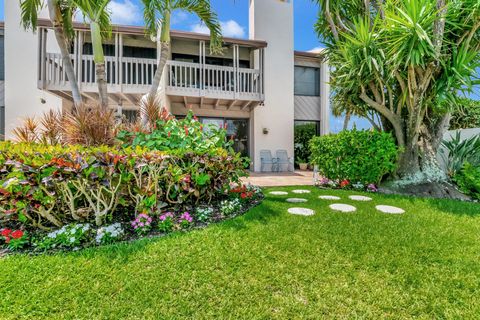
249, 0, 295, 172
320, 59, 330, 135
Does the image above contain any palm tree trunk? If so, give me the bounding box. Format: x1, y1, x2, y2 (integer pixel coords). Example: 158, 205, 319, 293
149, 42, 170, 99
343, 112, 351, 130
91, 21, 109, 109
149, 12, 171, 99
47, 0, 83, 106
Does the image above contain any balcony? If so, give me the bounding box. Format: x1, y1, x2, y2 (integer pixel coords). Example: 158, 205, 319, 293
40, 54, 263, 109
165, 61, 264, 106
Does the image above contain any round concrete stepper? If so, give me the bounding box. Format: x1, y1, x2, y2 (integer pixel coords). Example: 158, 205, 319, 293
329, 203, 357, 213
288, 207, 315, 216
286, 198, 308, 203
376, 205, 405, 214
348, 195, 373, 202
269, 191, 289, 196
319, 195, 341, 200
292, 189, 311, 194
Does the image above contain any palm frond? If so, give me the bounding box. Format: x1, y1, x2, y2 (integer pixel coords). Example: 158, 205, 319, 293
20, 0, 44, 31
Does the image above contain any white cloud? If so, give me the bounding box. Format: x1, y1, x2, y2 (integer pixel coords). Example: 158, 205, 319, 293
172, 11, 190, 25
308, 46, 325, 53
73, 0, 142, 25
108, 0, 143, 25
191, 20, 246, 39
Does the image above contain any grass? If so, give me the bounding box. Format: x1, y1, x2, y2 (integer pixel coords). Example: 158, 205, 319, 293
1, 186, 480, 319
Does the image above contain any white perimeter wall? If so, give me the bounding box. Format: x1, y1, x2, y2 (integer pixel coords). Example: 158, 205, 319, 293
4, 2, 63, 139
249, 0, 295, 171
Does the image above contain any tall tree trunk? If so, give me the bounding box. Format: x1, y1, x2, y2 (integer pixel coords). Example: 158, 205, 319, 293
149, 42, 170, 99
47, 0, 83, 107
149, 12, 171, 100
343, 112, 351, 130
91, 21, 109, 109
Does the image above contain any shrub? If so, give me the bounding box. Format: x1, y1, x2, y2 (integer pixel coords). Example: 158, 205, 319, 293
453, 163, 480, 200
294, 123, 318, 165
117, 110, 232, 153
0, 142, 247, 231
13, 105, 117, 147
450, 98, 480, 130
310, 129, 398, 185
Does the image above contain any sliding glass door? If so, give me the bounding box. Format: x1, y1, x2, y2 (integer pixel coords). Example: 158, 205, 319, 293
199, 117, 249, 157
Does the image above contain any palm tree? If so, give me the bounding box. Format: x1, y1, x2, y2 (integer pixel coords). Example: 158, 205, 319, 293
142, 0, 223, 100
20, 0, 83, 106
73, 0, 112, 109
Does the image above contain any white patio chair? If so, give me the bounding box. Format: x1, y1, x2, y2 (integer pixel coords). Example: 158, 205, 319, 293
260, 150, 278, 172
276, 150, 294, 172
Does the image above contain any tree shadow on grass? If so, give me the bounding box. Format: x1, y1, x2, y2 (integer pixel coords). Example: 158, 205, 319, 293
424, 198, 480, 217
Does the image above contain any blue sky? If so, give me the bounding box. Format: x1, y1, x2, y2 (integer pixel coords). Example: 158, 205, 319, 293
0, 0, 324, 51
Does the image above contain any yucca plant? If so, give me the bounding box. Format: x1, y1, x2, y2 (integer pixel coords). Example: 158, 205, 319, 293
441, 131, 480, 176
313, 0, 480, 181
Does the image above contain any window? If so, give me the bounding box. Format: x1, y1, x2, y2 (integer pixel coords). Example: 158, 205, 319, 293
294, 66, 320, 96
294, 120, 320, 135
122, 109, 139, 123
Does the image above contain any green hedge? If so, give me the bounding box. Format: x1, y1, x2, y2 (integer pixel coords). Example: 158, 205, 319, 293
0, 142, 247, 231
310, 130, 398, 184
453, 163, 480, 200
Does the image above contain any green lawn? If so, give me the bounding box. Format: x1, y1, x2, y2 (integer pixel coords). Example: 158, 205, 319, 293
1, 186, 480, 319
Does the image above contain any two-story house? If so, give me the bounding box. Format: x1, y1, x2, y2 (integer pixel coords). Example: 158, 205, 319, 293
3, 0, 330, 171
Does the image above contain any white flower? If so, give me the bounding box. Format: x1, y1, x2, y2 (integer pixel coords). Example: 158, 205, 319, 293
69, 237, 76, 243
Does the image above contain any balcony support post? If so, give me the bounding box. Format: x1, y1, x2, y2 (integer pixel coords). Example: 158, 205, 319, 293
77, 31, 83, 90
119, 34, 124, 92
199, 41, 206, 96
38, 28, 47, 89
233, 44, 239, 99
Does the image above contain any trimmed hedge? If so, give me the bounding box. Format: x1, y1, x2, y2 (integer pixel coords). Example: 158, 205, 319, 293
0, 142, 247, 231
310, 130, 398, 184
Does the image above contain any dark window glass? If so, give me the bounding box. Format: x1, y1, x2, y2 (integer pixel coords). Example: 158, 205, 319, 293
82, 43, 156, 59
0, 35, 4, 80
294, 120, 320, 135
0, 105, 4, 140
122, 109, 139, 123
172, 53, 249, 68
294, 66, 320, 96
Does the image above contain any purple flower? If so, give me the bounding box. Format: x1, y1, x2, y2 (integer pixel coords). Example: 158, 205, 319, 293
367, 183, 378, 192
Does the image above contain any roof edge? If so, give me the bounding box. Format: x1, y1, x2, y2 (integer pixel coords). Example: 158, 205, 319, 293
36, 19, 268, 49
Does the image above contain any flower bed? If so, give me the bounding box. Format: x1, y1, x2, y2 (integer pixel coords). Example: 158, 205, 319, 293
0, 142, 262, 253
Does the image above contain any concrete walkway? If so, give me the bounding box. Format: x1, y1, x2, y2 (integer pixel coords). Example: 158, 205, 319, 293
241, 170, 314, 187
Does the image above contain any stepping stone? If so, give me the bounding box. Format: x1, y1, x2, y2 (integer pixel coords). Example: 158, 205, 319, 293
376, 205, 405, 214
348, 195, 372, 202
329, 203, 357, 213
292, 189, 311, 194
269, 191, 288, 196
288, 207, 315, 216
286, 198, 308, 203
319, 195, 341, 200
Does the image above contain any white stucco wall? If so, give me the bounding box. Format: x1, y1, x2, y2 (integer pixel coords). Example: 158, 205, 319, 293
249, 0, 295, 171
4, 2, 63, 139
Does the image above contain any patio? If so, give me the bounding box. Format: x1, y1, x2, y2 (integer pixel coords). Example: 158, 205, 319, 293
242, 170, 314, 187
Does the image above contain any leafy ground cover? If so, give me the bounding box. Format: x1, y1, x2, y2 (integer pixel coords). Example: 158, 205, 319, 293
1, 186, 480, 319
